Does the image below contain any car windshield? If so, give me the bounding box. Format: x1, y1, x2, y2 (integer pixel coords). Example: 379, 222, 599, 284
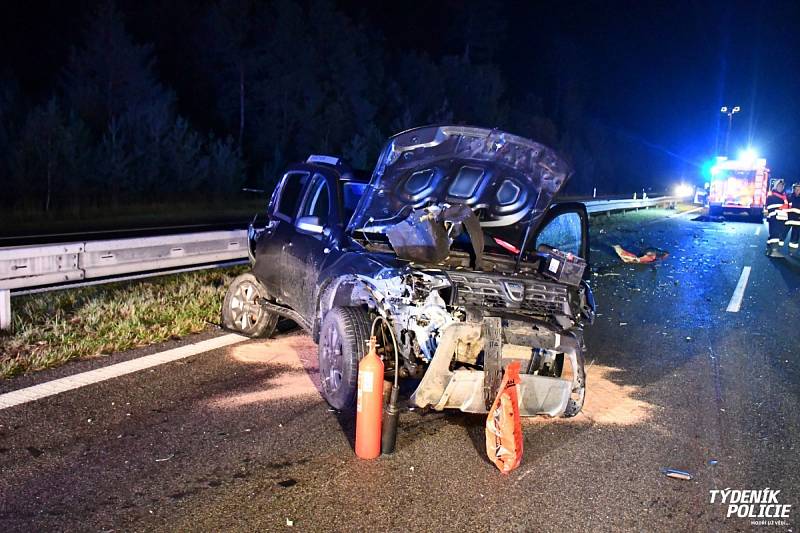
342, 181, 367, 224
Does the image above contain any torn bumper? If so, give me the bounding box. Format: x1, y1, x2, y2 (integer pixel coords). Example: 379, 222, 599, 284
410, 321, 583, 417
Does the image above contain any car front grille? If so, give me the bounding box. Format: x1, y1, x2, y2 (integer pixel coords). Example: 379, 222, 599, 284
448, 271, 571, 317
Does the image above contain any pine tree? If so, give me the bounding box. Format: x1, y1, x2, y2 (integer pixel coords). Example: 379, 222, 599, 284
14, 98, 93, 211
62, 0, 175, 135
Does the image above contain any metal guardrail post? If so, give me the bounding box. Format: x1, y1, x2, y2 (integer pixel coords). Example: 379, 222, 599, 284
0, 289, 9, 331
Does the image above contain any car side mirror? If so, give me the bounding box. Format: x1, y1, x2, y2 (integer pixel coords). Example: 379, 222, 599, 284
296, 216, 324, 235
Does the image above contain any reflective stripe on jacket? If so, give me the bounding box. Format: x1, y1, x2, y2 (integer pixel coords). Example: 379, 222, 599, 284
787, 194, 800, 225
766, 191, 789, 219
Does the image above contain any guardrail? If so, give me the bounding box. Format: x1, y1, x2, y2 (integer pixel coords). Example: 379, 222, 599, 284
584, 195, 679, 214
0, 230, 248, 329
0, 195, 681, 330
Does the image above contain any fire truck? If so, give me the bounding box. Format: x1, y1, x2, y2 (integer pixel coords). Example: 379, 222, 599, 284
707, 154, 770, 221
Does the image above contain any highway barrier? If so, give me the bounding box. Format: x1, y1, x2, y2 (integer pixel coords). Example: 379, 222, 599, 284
0, 195, 679, 330
1, 230, 248, 329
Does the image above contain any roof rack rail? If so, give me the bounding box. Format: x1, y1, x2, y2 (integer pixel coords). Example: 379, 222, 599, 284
306, 154, 341, 166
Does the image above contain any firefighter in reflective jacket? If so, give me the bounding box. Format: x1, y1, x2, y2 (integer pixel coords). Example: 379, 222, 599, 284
764, 179, 790, 257
788, 182, 800, 255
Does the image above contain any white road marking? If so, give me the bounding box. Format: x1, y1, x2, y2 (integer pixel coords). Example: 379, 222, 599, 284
755, 226, 761, 236
0, 334, 247, 410
726, 266, 752, 313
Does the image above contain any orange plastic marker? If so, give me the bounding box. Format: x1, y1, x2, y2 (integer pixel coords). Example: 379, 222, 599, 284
485, 361, 524, 473
355, 336, 384, 459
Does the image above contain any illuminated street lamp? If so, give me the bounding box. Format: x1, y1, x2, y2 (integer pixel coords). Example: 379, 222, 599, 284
720, 105, 740, 157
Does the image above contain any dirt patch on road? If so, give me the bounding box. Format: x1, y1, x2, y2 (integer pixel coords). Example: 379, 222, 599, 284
221, 335, 653, 426
525, 364, 654, 427
209, 334, 321, 408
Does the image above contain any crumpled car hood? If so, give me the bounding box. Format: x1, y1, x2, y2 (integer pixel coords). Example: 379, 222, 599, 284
346, 125, 572, 234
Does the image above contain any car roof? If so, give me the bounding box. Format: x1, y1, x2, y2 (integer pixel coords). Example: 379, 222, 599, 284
290, 157, 370, 183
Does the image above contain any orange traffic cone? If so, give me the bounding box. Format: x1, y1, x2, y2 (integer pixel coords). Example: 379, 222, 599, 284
355, 336, 384, 459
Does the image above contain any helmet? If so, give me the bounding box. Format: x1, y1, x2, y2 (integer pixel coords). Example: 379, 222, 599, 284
793, 182, 800, 190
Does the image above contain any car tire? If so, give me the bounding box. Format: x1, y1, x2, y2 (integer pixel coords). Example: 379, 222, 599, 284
221, 273, 279, 338
318, 306, 370, 410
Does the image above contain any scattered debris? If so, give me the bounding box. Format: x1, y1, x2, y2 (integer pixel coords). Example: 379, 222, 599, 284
277, 479, 297, 488
155, 454, 174, 462
619, 322, 628, 326
613, 244, 670, 264
26, 446, 43, 458
286, 518, 294, 527
708, 459, 719, 466
661, 467, 693, 481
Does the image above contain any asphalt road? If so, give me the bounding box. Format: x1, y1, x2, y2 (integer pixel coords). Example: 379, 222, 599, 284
1, 207, 798, 532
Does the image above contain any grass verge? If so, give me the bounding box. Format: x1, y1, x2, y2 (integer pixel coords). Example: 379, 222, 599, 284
0, 266, 246, 379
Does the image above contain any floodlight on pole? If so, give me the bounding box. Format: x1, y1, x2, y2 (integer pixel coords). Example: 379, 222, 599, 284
720, 105, 741, 156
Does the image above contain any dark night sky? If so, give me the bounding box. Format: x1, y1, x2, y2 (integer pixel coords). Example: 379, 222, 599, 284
2, 0, 800, 182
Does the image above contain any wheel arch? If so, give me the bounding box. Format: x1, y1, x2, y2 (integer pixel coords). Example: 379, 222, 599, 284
313, 275, 378, 342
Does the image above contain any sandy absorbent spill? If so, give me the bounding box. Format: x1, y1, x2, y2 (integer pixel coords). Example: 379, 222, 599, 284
208, 333, 322, 408
524, 364, 654, 427
216, 333, 652, 426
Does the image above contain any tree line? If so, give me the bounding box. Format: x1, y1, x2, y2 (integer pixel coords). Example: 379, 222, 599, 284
0, 0, 660, 213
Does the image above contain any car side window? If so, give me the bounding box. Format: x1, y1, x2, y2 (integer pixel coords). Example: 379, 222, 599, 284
534, 211, 583, 257
274, 171, 310, 221
298, 175, 331, 226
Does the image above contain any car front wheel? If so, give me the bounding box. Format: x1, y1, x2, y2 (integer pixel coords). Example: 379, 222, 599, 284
221, 273, 279, 338
318, 307, 370, 410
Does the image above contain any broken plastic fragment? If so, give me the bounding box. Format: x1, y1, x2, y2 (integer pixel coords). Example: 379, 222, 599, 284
613, 244, 669, 264
661, 467, 693, 480
493, 236, 520, 255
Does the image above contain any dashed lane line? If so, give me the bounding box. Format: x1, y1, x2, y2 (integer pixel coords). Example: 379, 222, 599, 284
755, 226, 762, 236
0, 334, 247, 410
726, 266, 752, 313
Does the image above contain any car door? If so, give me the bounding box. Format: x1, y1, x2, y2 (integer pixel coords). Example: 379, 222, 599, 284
253, 170, 310, 301
279, 172, 337, 319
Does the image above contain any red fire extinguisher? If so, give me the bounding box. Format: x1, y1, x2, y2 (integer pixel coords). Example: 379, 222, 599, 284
355, 336, 384, 459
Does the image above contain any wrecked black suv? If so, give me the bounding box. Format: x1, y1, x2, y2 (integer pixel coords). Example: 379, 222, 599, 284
222, 125, 595, 418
